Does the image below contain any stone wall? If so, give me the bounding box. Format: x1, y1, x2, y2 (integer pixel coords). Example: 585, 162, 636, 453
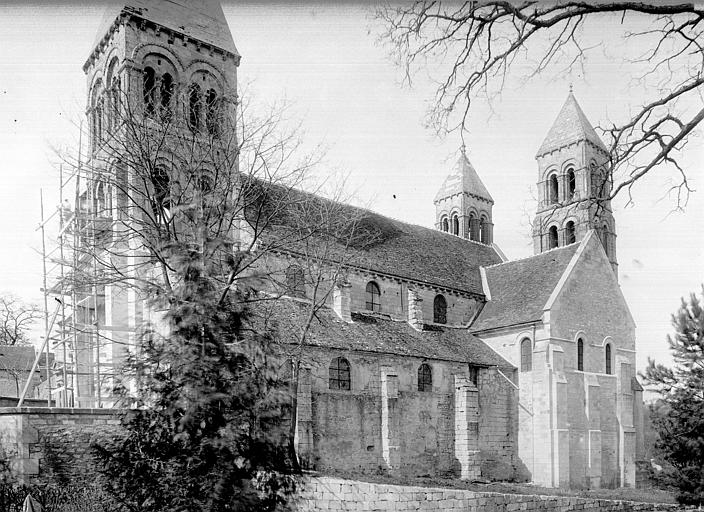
0, 407, 119, 485
297, 347, 517, 480
294, 476, 682, 512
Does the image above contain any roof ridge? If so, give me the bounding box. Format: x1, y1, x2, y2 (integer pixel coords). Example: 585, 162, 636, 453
484, 243, 578, 269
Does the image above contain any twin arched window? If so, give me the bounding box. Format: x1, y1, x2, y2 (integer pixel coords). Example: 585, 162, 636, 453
329, 357, 351, 390
433, 294, 447, 324
441, 217, 449, 232
143, 65, 175, 119
365, 281, 381, 312
520, 338, 532, 372
418, 363, 432, 392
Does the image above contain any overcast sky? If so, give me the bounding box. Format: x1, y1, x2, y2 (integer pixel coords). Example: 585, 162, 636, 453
0, 1, 702, 373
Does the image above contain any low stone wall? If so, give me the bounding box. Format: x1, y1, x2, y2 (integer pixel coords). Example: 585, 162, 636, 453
294, 476, 681, 512
0, 407, 120, 485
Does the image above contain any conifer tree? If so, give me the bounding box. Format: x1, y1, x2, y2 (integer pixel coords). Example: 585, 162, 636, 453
642, 286, 704, 505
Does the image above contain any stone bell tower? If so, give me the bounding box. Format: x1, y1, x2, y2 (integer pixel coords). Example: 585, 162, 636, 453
434, 146, 494, 245
532, 91, 618, 275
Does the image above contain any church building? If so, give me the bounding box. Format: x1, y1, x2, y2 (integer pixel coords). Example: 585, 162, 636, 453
64, 0, 644, 490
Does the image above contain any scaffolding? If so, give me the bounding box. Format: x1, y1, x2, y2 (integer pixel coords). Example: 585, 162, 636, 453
36, 131, 120, 408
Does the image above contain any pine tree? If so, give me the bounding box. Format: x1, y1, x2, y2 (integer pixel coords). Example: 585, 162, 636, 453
642, 285, 704, 506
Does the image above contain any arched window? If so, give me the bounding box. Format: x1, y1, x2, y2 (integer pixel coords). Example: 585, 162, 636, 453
549, 174, 559, 204
565, 221, 576, 245
520, 339, 532, 372
93, 182, 111, 216
452, 214, 459, 236
95, 97, 104, 144
605, 344, 612, 375
188, 83, 202, 131
143, 66, 156, 115
548, 225, 559, 249
285, 265, 305, 298
198, 175, 213, 196
468, 213, 477, 241
205, 88, 219, 136
433, 295, 447, 324
567, 168, 576, 199
106, 57, 119, 129
160, 72, 174, 118
151, 167, 170, 214
599, 224, 609, 256
418, 363, 432, 392
577, 338, 584, 371
365, 281, 381, 312
479, 217, 489, 244
441, 217, 449, 232
329, 357, 350, 390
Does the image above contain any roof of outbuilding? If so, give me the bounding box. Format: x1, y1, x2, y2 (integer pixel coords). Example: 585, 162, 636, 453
91, 0, 239, 58
434, 149, 493, 203
471, 243, 580, 332
0, 345, 36, 372
536, 92, 607, 157
264, 300, 513, 368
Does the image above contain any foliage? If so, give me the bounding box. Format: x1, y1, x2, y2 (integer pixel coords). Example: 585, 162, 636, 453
376, 2, 704, 207
92, 247, 294, 512
642, 285, 704, 505
0, 295, 41, 346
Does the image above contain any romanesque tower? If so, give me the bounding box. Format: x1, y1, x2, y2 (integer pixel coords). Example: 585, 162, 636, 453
434, 147, 494, 244
533, 91, 618, 275
71, 0, 240, 406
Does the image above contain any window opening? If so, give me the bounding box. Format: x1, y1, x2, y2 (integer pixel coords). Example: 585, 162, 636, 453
329, 357, 351, 390
418, 363, 432, 392
365, 281, 381, 312
433, 294, 447, 324
520, 339, 532, 372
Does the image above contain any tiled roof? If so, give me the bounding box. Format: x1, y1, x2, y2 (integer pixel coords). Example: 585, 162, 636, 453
471, 243, 580, 331
434, 151, 493, 203
92, 0, 238, 57
255, 183, 503, 296
263, 300, 513, 368
536, 93, 607, 157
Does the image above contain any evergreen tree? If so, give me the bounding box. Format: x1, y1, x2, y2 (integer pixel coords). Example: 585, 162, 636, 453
92, 247, 293, 512
642, 285, 704, 506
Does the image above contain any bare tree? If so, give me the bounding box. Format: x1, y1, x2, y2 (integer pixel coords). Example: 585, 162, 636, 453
0, 295, 41, 346
376, 2, 704, 207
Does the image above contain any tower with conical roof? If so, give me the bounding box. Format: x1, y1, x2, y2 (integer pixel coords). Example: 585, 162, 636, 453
434, 146, 494, 244
533, 91, 617, 275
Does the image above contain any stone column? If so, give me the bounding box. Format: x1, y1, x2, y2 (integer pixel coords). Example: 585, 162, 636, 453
454, 375, 480, 480
295, 367, 314, 468
381, 367, 399, 470
333, 282, 352, 322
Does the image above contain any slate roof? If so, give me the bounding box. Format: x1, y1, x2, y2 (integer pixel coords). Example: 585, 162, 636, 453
264, 300, 513, 368
91, 0, 239, 57
434, 150, 493, 203
471, 243, 580, 331
536, 92, 607, 157
255, 182, 503, 296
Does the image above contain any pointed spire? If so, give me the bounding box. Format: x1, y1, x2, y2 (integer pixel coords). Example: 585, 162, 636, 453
90, 0, 238, 58
434, 146, 493, 203
536, 91, 607, 157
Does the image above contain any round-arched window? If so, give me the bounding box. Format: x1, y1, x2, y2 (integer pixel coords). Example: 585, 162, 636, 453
329, 357, 351, 390
433, 295, 447, 324
418, 363, 432, 392
549, 174, 559, 204
365, 281, 381, 312
577, 338, 584, 371
520, 339, 532, 372
548, 225, 559, 249
565, 221, 576, 245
